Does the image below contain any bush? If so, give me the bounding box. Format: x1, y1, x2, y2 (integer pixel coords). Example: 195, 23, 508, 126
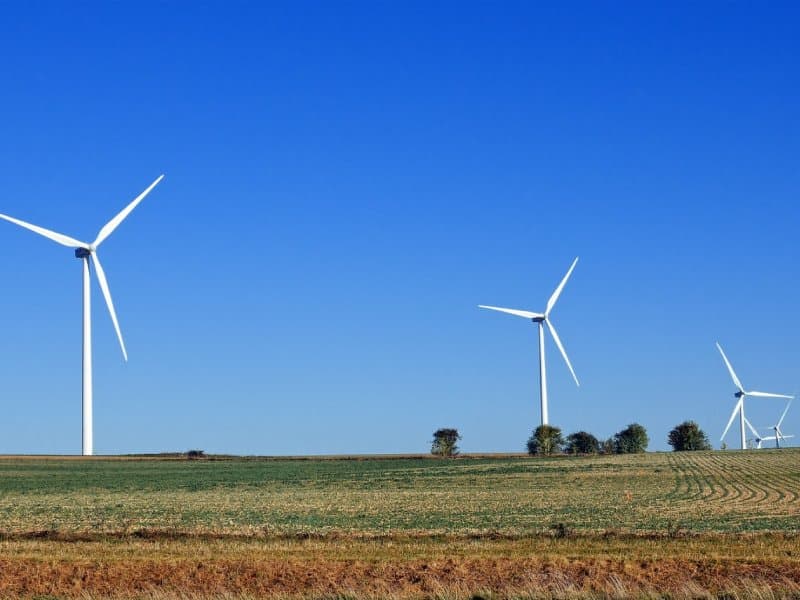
614, 423, 649, 454
550, 522, 573, 538
431, 428, 461, 457
668, 421, 712, 451
565, 431, 600, 454
186, 449, 206, 460
527, 425, 564, 456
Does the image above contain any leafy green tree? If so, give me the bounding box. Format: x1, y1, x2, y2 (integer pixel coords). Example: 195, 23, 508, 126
527, 425, 564, 456
565, 431, 600, 454
431, 428, 461, 457
614, 423, 649, 454
600, 438, 615, 454
668, 421, 711, 451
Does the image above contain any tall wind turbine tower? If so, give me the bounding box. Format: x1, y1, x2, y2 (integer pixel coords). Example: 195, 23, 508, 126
0, 175, 164, 455
479, 257, 580, 426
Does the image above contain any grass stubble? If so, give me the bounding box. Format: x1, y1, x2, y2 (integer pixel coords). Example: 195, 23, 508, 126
0, 450, 798, 599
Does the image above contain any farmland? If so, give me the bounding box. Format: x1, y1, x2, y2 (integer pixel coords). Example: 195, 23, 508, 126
0, 450, 799, 598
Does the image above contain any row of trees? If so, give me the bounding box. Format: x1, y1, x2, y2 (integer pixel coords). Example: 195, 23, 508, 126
432, 420, 712, 457
526, 423, 649, 455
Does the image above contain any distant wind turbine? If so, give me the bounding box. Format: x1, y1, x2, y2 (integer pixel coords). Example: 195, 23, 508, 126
479, 257, 580, 426
759, 399, 794, 449
0, 175, 164, 455
716, 342, 793, 451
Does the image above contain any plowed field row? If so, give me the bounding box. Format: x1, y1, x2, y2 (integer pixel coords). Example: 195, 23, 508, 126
1, 451, 799, 535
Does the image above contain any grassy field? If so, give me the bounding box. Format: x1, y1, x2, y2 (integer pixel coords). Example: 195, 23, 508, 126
0, 450, 799, 598
1, 450, 798, 534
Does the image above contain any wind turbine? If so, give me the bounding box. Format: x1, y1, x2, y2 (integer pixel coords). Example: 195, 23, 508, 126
0, 175, 164, 456
479, 257, 580, 426
716, 342, 793, 450
759, 399, 794, 449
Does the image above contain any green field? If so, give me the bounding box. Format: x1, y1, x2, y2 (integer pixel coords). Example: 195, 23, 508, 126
1, 451, 800, 598
1, 449, 798, 535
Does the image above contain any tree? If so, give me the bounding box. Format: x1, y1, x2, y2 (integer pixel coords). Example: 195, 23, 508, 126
565, 431, 600, 455
668, 421, 712, 451
614, 423, 649, 454
600, 438, 615, 454
431, 428, 461, 457
527, 425, 564, 456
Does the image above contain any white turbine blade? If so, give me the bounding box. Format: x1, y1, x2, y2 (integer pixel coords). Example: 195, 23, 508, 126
93, 174, 164, 247
716, 342, 745, 393
0, 213, 87, 248
545, 319, 579, 386
721, 398, 742, 441
478, 305, 543, 320
776, 400, 792, 429
545, 257, 579, 316
743, 417, 760, 440
747, 391, 794, 399
91, 253, 128, 361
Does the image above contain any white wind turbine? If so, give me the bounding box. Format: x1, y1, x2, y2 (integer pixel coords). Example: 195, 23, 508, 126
716, 342, 793, 450
759, 399, 794, 449
479, 257, 580, 426
0, 175, 164, 456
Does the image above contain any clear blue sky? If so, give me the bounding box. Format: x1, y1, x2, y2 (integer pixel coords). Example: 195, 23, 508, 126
0, 2, 797, 454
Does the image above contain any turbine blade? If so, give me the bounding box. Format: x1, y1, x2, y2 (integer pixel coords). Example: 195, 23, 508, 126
545, 319, 579, 386
747, 391, 794, 399
545, 257, 579, 316
0, 213, 87, 248
777, 399, 792, 429
93, 174, 164, 247
716, 342, 745, 393
478, 305, 543, 320
91, 253, 128, 361
743, 417, 760, 439
721, 398, 742, 441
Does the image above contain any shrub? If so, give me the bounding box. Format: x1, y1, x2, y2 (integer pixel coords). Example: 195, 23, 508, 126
431, 428, 461, 457
668, 421, 712, 451
565, 431, 600, 454
527, 425, 564, 456
614, 423, 649, 454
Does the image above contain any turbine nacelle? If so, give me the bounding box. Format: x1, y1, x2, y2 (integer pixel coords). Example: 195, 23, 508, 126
75, 248, 92, 259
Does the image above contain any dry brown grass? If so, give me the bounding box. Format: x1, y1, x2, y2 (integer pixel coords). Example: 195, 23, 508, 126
1, 533, 799, 599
